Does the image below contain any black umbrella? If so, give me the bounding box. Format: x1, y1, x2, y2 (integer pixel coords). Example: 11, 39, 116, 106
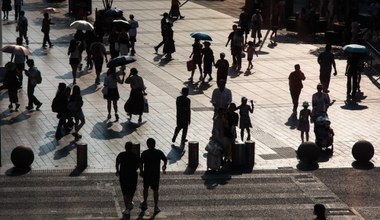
104, 8, 123, 18
112, 19, 130, 30
107, 55, 136, 68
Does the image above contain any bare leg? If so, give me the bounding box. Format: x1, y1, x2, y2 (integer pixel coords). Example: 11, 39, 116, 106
246, 128, 251, 140
301, 131, 304, 143
240, 129, 244, 141
305, 132, 309, 142
153, 190, 159, 207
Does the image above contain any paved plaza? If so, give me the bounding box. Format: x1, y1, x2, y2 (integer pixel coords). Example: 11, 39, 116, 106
1, 0, 380, 219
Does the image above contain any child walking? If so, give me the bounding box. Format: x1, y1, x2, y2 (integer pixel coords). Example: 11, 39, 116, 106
237, 97, 254, 141
244, 41, 258, 70
297, 101, 311, 142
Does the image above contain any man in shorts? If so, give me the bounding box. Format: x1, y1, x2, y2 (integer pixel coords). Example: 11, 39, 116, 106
116, 141, 140, 216
139, 138, 167, 213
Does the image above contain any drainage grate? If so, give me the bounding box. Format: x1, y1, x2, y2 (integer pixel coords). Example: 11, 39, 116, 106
30, 169, 74, 174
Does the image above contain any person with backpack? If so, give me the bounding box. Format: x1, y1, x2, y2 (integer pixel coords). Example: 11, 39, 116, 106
52, 83, 70, 140
24, 59, 42, 111
90, 38, 108, 85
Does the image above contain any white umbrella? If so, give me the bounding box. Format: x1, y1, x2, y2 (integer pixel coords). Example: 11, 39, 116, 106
70, 20, 94, 31
1, 45, 31, 56
41, 7, 59, 14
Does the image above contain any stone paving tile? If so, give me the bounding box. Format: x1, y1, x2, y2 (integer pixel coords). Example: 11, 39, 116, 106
1, 0, 380, 173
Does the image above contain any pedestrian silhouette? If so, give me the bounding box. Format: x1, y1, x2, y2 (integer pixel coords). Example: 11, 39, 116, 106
139, 138, 167, 214
288, 64, 306, 114
172, 88, 191, 146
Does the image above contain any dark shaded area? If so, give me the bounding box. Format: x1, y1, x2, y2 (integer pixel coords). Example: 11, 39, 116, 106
5, 167, 31, 176
284, 112, 297, 129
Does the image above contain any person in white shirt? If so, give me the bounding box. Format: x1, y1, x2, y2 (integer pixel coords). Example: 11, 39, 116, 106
211, 79, 232, 115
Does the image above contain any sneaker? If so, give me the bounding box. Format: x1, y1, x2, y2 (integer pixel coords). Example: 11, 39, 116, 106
107, 114, 111, 119
127, 202, 134, 210
15, 104, 20, 111
26, 106, 33, 111
115, 114, 119, 121
8, 104, 13, 109
122, 209, 130, 215
154, 46, 158, 53
154, 206, 161, 213
36, 103, 42, 111
180, 16, 185, 19
140, 202, 147, 210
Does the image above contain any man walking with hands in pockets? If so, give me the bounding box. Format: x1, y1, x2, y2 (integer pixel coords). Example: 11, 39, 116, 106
140, 138, 168, 214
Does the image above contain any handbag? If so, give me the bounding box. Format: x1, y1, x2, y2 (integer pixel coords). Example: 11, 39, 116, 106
186, 60, 195, 71
143, 97, 149, 113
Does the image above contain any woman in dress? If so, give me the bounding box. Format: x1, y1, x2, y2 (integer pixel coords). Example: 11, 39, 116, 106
189, 38, 203, 81
104, 67, 125, 121
124, 68, 146, 123
69, 85, 85, 140
237, 97, 254, 141
67, 39, 81, 84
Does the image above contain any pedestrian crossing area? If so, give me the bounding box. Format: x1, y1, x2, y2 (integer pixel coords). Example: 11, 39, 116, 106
0, 170, 359, 219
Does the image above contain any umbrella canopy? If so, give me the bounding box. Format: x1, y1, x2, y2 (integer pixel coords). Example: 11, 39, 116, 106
343, 44, 369, 53
1, 45, 31, 56
104, 8, 123, 18
112, 19, 130, 30
70, 20, 94, 31
41, 7, 59, 14
190, 32, 212, 41
107, 56, 136, 68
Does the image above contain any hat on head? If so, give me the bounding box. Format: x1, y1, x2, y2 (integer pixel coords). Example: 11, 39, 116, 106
302, 101, 309, 107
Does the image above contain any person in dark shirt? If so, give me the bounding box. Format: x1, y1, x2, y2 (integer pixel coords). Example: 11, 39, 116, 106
116, 141, 140, 216
288, 64, 306, 114
172, 87, 191, 146
317, 44, 337, 93
139, 138, 167, 214
154, 12, 169, 53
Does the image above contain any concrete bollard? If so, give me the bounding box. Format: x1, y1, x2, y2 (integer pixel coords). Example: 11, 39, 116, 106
245, 141, 255, 167
76, 142, 87, 170
188, 141, 199, 168
131, 142, 141, 158
232, 142, 246, 167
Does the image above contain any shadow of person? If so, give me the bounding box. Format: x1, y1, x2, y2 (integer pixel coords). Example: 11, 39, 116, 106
244, 68, 253, 76
158, 57, 172, 66
81, 84, 100, 96
341, 101, 368, 110
167, 144, 185, 164
201, 172, 231, 189
53, 141, 77, 160
38, 140, 58, 156
284, 112, 298, 129
2, 111, 31, 125
153, 54, 164, 62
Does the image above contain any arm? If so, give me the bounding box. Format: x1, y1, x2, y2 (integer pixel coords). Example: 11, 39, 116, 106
249, 100, 254, 113
332, 58, 337, 75
115, 156, 120, 176
161, 152, 167, 174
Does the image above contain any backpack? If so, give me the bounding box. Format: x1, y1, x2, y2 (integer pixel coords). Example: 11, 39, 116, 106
36, 70, 42, 84
51, 97, 59, 113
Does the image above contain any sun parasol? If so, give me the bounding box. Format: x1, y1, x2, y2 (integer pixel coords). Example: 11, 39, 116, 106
1, 45, 31, 56
70, 20, 94, 31
107, 56, 136, 68
190, 32, 212, 41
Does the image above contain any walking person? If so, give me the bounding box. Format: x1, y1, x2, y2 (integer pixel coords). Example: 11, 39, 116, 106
232, 28, 244, 72
297, 101, 311, 143
225, 25, 238, 68
84, 30, 95, 70
68, 39, 81, 85
345, 53, 360, 99
139, 138, 167, 214
318, 44, 337, 93
14, 0, 22, 20
41, 13, 54, 48
90, 38, 108, 85
68, 85, 85, 141
225, 103, 239, 163
172, 87, 191, 146
16, 11, 29, 45
124, 68, 146, 123
4, 62, 21, 112
104, 67, 125, 121
189, 38, 203, 81
251, 9, 263, 45
154, 12, 169, 53
169, 0, 185, 19
237, 97, 254, 141
116, 141, 140, 216
201, 41, 215, 82
244, 41, 258, 70
52, 82, 69, 140
215, 52, 229, 83
118, 29, 130, 58
11, 37, 27, 88
24, 59, 42, 111
128, 14, 139, 56
162, 22, 175, 59
311, 83, 331, 120
288, 64, 306, 114
2, 0, 12, 20
238, 10, 250, 44
108, 28, 119, 59
74, 30, 85, 71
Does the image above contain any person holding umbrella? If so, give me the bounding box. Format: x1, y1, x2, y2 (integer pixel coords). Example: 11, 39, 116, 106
41, 12, 54, 48
189, 38, 203, 82
104, 67, 125, 121
124, 68, 146, 124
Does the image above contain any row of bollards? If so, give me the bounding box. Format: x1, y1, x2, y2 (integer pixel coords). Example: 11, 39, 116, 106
8, 140, 374, 172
